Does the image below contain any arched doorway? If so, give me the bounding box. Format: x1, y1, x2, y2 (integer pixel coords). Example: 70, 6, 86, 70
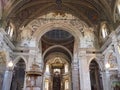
41, 29, 74, 90
89, 60, 103, 90
44, 53, 71, 90
10, 59, 26, 90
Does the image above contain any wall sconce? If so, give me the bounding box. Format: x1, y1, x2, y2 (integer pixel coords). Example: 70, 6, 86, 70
7, 61, 13, 68
105, 63, 110, 69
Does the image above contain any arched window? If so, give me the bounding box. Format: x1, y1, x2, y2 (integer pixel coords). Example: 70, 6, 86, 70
101, 23, 108, 38
45, 64, 49, 73
8, 25, 13, 37
117, 44, 120, 54
45, 80, 49, 90
65, 80, 69, 90
108, 53, 118, 69
6, 23, 14, 38
64, 64, 68, 73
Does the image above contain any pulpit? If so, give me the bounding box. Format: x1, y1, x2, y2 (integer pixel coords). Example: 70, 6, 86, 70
26, 64, 43, 90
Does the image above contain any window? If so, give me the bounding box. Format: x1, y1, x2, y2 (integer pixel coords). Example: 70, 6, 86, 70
54, 68, 60, 73
101, 23, 108, 38
6, 23, 14, 38
65, 80, 69, 90
64, 64, 68, 73
45, 80, 49, 90
8, 25, 13, 37
45, 64, 49, 73
117, 44, 120, 54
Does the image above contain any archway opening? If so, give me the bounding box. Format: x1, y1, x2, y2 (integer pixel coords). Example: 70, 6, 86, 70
41, 29, 74, 55
89, 60, 103, 90
10, 59, 26, 90
44, 53, 71, 90
41, 29, 74, 90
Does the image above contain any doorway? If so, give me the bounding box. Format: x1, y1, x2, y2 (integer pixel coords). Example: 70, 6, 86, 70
10, 59, 26, 90
41, 29, 74, 90
89, 60, 103, 90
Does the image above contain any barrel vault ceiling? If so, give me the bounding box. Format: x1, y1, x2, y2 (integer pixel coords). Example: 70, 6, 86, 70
3, 0, 117, 28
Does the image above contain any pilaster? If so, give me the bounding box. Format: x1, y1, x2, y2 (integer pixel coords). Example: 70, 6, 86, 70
79, 50, 91, 90
72, 61, 80, 90
2, 69, 13, 90
102, 70, 111, 90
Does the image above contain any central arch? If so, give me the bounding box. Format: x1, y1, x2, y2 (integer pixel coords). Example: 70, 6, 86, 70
43, 52, 72, 90
25, 12, 89, 46
33, 22, 81, 47
40, 28, 76, 90
42, 45, 73, 59
23, 12, 90, 90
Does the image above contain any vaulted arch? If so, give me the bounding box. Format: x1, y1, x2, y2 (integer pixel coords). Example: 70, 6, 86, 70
43, 45, 72, 60
89, 60, 103, 90
10, 58, 26, 90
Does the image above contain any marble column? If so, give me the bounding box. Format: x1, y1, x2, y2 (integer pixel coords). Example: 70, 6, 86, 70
2, 70, 13, 90
101, 71, 105, 90
79, 51, 91, 90
102, 70, 111, 90
72, 62, 80, 90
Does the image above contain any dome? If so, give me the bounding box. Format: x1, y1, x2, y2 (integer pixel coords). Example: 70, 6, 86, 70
44, 29, 72, 41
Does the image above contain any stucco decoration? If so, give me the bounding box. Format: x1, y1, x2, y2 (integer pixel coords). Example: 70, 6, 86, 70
18, 12, 97, 48
105, 46, 118, 70
16, 27, 36, 47
80, 27, 98, 48
108, 52, 118, 69
27, 12, 88, 35
20, 28, 32, 46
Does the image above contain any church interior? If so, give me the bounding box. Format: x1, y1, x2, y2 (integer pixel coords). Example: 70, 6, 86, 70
0, 0, 120, 90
